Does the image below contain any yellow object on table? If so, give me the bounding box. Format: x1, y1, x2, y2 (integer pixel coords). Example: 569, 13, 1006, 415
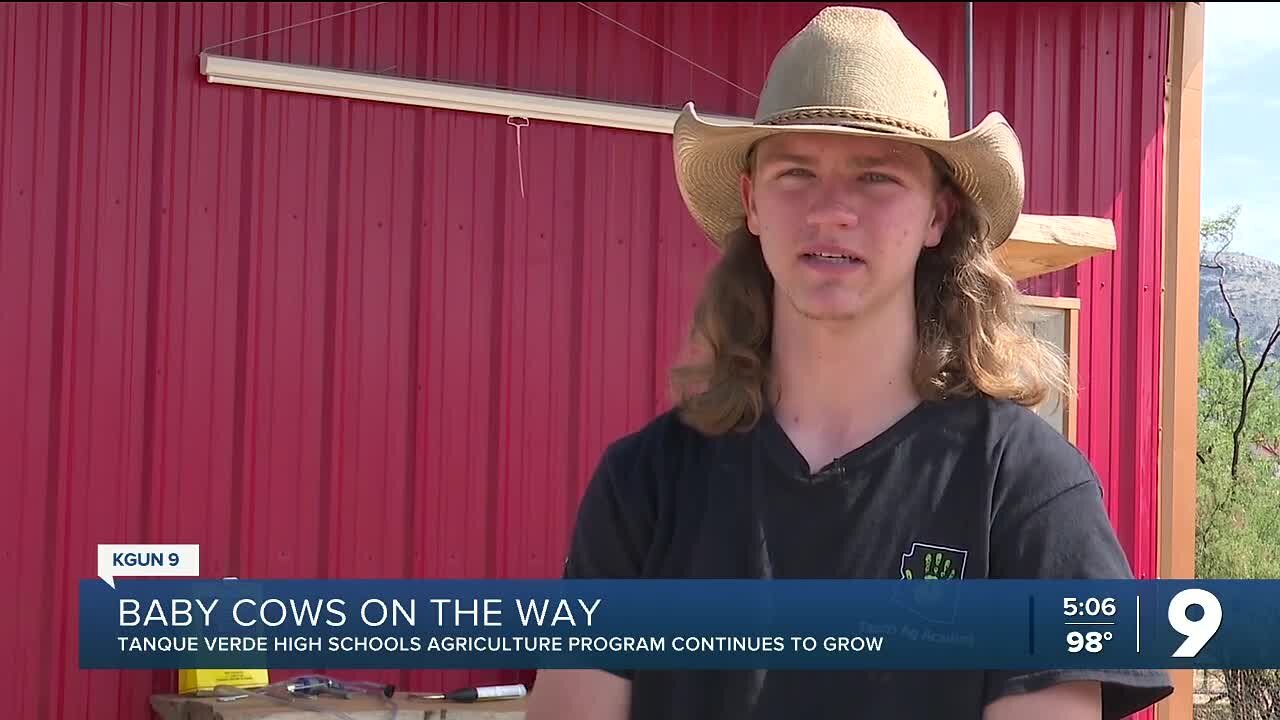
178, 669, 271, 695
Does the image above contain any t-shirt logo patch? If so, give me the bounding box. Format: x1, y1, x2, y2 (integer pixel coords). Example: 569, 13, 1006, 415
899, 542, 967, 580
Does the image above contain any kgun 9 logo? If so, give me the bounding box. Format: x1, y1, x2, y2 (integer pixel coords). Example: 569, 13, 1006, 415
1168, 588, 1221, 658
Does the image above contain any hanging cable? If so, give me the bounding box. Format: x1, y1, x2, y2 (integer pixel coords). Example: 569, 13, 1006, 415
574, 2, 759, 101
201, 3, 389, 56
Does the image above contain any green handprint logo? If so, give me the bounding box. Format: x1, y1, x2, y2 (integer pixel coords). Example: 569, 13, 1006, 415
900, 543, 966, 581
904, 552, 957, 579
897, 543, 967, 623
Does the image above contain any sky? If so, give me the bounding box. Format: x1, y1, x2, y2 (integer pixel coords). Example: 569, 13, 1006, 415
1201, 3, 1280, 262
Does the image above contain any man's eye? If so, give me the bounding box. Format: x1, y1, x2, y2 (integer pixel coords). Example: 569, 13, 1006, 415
862, 172, 896, 184
780, 167, 814, 178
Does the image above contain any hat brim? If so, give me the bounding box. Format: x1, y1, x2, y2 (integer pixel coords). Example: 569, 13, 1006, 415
671, 102, 1026, 250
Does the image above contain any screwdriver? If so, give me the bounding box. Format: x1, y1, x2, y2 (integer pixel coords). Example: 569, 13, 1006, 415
409, 683, 527, 702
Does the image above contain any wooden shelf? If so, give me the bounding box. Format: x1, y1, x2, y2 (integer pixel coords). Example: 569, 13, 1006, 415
996, 214, 1117, 281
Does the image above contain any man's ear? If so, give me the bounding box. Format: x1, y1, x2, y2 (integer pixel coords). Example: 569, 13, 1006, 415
740, 172, 760, 236
925, 188, 957, 248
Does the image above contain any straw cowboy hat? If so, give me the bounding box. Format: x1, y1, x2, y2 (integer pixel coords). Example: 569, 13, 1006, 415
672, 5, 1025, 250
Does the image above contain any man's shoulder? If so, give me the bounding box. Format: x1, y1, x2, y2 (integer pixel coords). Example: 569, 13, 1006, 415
597, 406, 722, 477
951, 394, 1105, 526
939, 393, 1079, 455
979, 394, 1089, 464
931, 392, 1096, 490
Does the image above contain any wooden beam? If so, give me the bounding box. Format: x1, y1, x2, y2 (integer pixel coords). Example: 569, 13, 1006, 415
1015, 295, 1082, 311
996, 215, 1117, 281
1066, 303, 1079, 445
199, 53, 747, 135
1158, 4, 1203, 720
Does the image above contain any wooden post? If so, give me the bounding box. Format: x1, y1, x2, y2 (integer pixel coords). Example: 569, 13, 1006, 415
1158, 3, 1203, 720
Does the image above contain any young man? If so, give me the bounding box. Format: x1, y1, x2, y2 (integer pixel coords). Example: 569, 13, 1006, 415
527, 6, 1174, 719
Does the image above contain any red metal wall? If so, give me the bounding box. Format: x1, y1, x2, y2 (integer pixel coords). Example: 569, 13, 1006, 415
0, 2, 1168, 718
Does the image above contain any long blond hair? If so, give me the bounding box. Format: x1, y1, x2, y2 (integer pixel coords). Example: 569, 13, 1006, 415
669, 154, 1072, 436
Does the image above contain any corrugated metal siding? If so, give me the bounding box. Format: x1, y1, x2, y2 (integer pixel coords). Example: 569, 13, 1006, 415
1002, 1, 1170, 588
0, 2, 1168, 718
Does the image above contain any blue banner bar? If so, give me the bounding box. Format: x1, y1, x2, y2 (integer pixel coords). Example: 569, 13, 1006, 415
79, 579, 1279, 670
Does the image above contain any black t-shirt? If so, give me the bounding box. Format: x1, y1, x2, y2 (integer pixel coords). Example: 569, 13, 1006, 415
560, 393, 1174, 719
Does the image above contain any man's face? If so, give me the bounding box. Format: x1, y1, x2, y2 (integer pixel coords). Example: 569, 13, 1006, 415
740, 132, 956, 324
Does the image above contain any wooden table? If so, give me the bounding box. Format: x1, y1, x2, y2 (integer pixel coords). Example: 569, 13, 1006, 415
151, 693, 528, 720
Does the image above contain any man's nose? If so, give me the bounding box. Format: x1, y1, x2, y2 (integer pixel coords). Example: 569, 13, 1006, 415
806, 177, 860, 229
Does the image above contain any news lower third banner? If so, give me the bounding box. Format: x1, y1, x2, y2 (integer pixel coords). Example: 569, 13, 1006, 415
81, 578, 1280, 671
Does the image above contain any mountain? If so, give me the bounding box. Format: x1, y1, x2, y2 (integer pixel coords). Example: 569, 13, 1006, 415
1200, 251, 1280, 350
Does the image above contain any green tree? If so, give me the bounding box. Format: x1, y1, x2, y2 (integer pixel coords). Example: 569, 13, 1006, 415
1197, 207, 1280, 718
1197, 319, 1280, 578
